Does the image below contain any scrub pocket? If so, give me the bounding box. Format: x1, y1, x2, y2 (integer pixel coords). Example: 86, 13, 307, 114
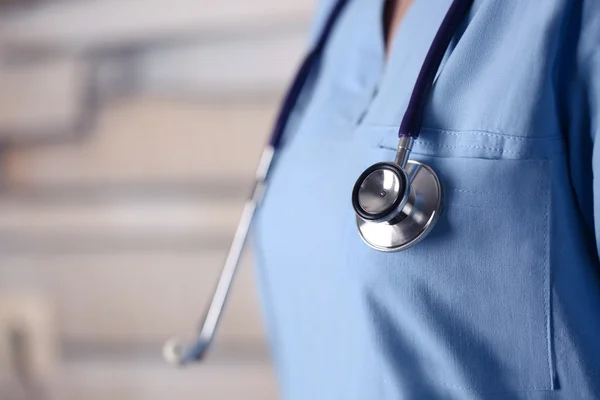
347, 132, 554, 394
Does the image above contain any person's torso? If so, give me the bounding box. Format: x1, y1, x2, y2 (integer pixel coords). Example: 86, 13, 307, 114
253, 1, 600, 398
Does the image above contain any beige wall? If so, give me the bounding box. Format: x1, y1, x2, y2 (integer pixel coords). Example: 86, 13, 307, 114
0, 1, 315, 399
0, 96, 282, 400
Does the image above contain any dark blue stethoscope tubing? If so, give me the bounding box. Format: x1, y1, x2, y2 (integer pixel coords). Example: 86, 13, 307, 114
398, 0, 473, 137
269, 0, 351, 149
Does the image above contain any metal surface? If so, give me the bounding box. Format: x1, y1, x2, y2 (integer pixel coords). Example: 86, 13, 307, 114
356, 160, 442, 252
357, 168, 402, 215
163, 147, 274, 366
394, 136, 414, 168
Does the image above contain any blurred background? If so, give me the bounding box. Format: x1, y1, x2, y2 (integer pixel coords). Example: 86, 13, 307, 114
0, 1, 316, 399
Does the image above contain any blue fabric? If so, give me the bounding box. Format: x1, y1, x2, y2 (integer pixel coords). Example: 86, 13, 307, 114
252, 0, 600, 398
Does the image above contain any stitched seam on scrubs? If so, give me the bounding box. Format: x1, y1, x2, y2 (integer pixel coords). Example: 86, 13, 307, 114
452, 189, 515, 195
362, 124, 563, 141
449, 203, 491, 208
542, 160, 556, 389
421, 128, 563, 141
452, 161, 554, 390
409, 382, 554, 393
415, 139, 526, 155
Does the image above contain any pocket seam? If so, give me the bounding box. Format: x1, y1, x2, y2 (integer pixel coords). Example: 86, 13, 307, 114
421, 127, 562, 141
415, 139, 527, 156
452, 188, 515, 196
444, 158, 553, 390
541, 159, 556, 389
362, 124, 562, 141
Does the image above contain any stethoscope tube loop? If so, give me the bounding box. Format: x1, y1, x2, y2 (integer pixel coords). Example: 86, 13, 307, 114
163, 148, 274, 366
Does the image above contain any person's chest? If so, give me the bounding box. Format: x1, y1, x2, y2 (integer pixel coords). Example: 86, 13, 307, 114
383, 0, 414, 54
253, 0, 596, 397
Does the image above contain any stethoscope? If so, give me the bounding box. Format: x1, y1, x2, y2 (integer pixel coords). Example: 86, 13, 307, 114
163, 0, 473, 366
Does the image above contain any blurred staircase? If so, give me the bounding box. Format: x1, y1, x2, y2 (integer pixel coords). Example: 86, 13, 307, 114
0, 1, 315, 398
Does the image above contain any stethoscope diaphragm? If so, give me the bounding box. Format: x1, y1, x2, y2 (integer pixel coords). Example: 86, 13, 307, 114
352, 159, 442, 252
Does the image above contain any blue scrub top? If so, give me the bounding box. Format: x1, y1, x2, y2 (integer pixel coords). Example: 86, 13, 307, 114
253, 0, 600, 398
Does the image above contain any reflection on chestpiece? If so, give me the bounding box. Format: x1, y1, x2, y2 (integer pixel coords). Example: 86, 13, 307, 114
351, 137, 442, 251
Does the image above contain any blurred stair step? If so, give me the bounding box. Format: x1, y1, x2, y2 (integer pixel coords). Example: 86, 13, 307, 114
0, 0, 312, 53
135, 33, 306, 95
0, 196, 245, 239
1, 96, 275, 185
0, 57, 86, 138
55, 357, 277, 400
0, 250, 266, 344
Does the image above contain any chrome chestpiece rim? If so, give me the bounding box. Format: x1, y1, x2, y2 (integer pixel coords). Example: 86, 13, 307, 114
351, 160, 442, 252
353, 163, 408, 223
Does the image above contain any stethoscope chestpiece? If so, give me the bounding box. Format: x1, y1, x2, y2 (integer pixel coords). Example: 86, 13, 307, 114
351, 156, 442, 252
347, 0, 475, 253
352, 162, 410, 223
